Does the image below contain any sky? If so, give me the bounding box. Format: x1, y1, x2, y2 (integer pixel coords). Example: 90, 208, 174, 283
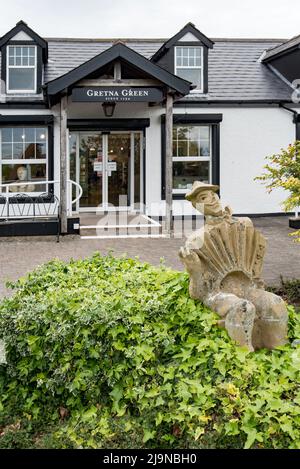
0, 0, 300, 40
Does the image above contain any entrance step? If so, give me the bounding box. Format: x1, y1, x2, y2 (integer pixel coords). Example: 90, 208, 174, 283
79, 212, 163, 239
80, 225, 163, 239
81, 234, 167, 240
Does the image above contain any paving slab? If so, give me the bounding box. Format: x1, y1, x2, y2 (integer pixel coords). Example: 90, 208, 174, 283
0, 216, 299, 298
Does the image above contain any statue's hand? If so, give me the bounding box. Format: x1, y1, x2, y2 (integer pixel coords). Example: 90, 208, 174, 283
179, 246, 202, 273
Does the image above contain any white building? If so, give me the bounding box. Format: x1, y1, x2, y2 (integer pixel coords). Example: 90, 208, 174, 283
0, 20, 298, 235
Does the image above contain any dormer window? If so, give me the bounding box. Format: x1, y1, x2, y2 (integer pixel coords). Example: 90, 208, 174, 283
175, 46, 203, 91
7, 45, 37, 93
152, 23, 213, 95
0, 21, 48, 97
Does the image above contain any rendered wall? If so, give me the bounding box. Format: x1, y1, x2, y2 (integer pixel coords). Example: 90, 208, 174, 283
1, 100, 296, 216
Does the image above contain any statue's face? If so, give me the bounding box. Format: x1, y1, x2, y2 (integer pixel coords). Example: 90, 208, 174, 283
17, 166, 27, 181
192, 189, 223, 216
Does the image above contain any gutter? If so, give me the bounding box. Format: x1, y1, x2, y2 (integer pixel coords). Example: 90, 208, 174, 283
279, 103, 300, 219
279, 103, 300, 140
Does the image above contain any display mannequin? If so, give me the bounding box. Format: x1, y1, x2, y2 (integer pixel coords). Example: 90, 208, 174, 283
10, 166, 34, 193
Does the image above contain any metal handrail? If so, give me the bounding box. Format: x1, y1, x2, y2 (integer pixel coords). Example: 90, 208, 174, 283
69, 180, 83, 206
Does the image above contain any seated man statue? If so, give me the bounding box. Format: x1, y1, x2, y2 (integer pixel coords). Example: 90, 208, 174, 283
179, 181, 288, 351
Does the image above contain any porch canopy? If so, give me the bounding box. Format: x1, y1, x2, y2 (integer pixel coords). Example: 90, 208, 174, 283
44, 42, 193, 233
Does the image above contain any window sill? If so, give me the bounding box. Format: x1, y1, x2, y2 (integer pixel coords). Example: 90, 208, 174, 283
189, 89, 204, 94
1, 93, 44, 100
0, 95, 45, 106
7, 90, 37, 95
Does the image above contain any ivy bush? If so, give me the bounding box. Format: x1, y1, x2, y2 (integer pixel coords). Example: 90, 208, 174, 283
0, 253, 300, 449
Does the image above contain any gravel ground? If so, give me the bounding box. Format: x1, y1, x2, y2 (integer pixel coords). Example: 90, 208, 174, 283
0, 216, 299, 298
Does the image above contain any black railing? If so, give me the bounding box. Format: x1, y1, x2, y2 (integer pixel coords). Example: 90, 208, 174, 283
0, 192, 60, 242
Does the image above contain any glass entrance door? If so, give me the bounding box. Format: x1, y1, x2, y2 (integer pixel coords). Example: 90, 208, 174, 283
69, 131, 142, 211
79, 133, 103, 208
107, 134, 130, 207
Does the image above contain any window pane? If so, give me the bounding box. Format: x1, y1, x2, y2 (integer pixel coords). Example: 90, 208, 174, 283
200, 126, 210, 139
189, 141, 200, 157
200, 141, 210, 156
9, 68, 35, 91
1, 127, 48, 192
3, 163, 46, 192
177, 127, 189, 140
69, 133, 77, 203
173, 161, 209, 190
177, 140, 188, 157
134, 133, 141, 205
172, 141, 177, 156
13, 128, 24, 142
36, 128, 47, 142
16, 47, 21, 56
13, 143, 24, 159
189, 126, 200, 140
2, 143, 12, 159
177, 68, 202, 88
24, 127, 35, 142
24, 143, 35, 159
28, 47, 35, 57
2, 128, 12, 142
9, 47, 14, 57
173, 125, 211, 157
195, 56, 201, 67
36, 143, 47, 159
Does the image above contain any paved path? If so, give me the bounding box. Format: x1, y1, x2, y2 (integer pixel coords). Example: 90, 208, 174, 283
0, 216, 299, 298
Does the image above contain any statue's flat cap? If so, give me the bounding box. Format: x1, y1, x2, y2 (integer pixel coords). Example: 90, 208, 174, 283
186, 181, 219, 201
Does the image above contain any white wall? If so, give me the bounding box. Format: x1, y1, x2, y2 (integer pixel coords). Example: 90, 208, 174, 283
214, 106, 294, 214
169, 106, 295, 215
64, 101, 297, 215
1, 101, 296, 216
145, 105, 295, 216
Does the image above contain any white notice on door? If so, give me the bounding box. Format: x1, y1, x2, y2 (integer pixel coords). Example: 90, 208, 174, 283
94, 162, 103, 171
107, 162, 117, 171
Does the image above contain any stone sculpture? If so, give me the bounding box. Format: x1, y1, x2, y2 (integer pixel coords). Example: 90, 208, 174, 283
179, 181, 288, 351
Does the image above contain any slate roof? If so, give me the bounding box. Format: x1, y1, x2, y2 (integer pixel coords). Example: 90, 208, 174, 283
42, 37, 293, 102
195, 40, 293, 101
44, 39, 161, 82
0, 37, 294, 102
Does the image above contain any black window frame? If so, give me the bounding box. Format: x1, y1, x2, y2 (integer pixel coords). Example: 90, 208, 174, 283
1, 42, 43, 96
174, 42, 208, 94
161, 113, 222, 200
0, 21, 47, 97
0, 115, 54, 193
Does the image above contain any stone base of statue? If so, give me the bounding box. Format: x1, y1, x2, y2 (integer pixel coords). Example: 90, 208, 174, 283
179, 181, 288, 351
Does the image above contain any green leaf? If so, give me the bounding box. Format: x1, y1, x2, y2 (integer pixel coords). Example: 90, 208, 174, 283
194, 427, 205, 441
143, 429, 156, 443
244, 428, 263, 449
82, 406, 98, 422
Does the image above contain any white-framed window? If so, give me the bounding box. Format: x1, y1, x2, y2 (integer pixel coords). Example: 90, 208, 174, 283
175, 46, 203, 92
7, 45, 37, 93
0, 127, 48, 193
172, 124, 211, 195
